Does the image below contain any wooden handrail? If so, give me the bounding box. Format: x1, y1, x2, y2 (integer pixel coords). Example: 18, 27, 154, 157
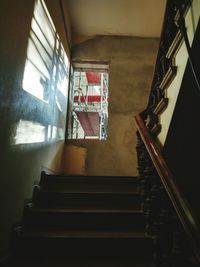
135, 113, 200, 263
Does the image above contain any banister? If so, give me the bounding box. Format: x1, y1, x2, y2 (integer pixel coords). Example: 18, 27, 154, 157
147, 0, 192, 111
135, 113, 200, 263
175, 0, 200, 92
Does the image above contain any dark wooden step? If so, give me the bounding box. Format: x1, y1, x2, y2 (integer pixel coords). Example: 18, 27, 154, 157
12, 227, 153, 259
33, 188, 142, 210
22, 206, 146, 231
39, 173, 139, 193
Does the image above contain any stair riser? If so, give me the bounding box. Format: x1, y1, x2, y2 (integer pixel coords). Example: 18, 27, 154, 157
33, 192, 142, 210
41, 184, 139, 193
23, 212, 146, 231
40, 178, 139, 192
40, 175, 139, 183
12, 173, 155, 262
13, 237, 153, 259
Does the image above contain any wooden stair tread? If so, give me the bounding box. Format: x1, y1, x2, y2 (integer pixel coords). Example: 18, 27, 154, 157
20, 229, 151, 239
41, 174, 139, 180
38, 190, 140, 195
28, 207, 143, 213
12, 173, 154, 260
40, 189, 140, 193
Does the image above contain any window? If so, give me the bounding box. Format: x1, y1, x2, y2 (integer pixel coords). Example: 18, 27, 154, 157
67, 62, 109, 140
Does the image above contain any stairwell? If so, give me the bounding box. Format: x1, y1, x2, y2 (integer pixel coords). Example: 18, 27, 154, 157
7, 171, 155, 267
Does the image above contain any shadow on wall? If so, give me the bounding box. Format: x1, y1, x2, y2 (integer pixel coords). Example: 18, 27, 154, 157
0, 0, 70, 255
11, 0, 69, 147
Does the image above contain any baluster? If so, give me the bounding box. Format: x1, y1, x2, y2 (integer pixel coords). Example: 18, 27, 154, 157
136, 131, 196, 266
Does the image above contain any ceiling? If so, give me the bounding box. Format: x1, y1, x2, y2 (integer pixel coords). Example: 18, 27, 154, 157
67, 0, 166, 43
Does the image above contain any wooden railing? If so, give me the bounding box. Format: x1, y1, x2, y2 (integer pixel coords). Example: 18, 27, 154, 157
135, 113, 200, 263
134, 0, 200, 264
143, 0, 192, 138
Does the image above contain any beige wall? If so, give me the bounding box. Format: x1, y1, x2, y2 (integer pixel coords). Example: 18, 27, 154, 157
67, 36, 159, 176
0, 0, 71, 253
68, 0, 166, 43
62, 145, 86, 175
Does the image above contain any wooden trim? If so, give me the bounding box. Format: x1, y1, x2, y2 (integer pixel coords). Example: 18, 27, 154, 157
146, 0, 169, 107
72, 60, 110, 65
135, 113, 200, 263
174, 3, 192, 26
154, 97, 169, 115
159, 65, 177, 91
166, 30, 183, 59
150, 123, 161, 136
59, 0, 71, 52
147, 0, 191, 108
72, 60, 110, 72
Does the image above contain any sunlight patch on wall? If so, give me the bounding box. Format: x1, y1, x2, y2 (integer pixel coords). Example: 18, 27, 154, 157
13, 121, 65, 145
23, 59, 47, 102
22, 0, 69, 102
14, 0, 70, 145
14, 120, 46, 144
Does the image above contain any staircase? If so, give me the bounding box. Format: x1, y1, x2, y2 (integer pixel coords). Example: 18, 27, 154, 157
9, 171, 155, 267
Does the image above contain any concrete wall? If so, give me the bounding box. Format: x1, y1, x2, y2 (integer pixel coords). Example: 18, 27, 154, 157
67, 36, 159, 176
0, 0, 71, 254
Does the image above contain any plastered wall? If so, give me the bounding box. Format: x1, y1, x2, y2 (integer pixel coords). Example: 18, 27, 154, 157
0, 0, 71, 254
67, 36, 159, 176
62, 145, 86, 175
